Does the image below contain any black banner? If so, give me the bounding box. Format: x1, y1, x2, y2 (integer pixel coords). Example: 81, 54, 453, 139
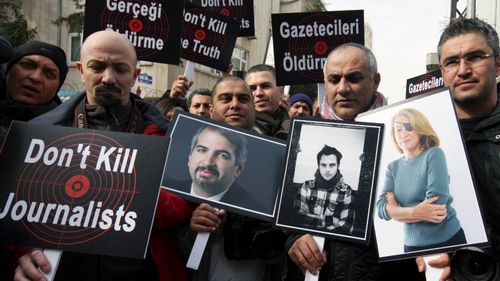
83, 0, 184, 64
181, 2, 239, 71
192, 0, 254, 37
405, 69, 444, 99
272, 10, 364, 85
0, 122, 168, 259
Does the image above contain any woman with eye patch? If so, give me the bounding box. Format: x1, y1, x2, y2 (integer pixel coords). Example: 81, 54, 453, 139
376, 108, 466, 253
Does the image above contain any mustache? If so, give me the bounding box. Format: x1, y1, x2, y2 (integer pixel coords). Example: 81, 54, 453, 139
195, 165, 219, 177
457, 78, 479, 84
96, 83, 121, 93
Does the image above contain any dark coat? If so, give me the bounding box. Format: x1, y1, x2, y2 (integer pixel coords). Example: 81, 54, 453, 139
24, 92, 193, 281
463, 103, 500, 258
169, 179, 270, 215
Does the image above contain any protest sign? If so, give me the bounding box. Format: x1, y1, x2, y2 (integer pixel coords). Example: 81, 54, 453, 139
192, 0, 254, 37
0, 122, 168, 258
406, 69, 444, 99
181, 2, 239, 71
272, 10, 364, 85
83, 0, 184, 64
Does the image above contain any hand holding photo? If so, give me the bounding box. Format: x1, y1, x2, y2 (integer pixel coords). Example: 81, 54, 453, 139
274, 118, 383, 243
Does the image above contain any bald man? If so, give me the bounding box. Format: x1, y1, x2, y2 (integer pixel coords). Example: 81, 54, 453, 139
13, 30, 194, 281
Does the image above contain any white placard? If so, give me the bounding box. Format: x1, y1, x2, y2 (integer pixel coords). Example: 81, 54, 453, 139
186, 232, 211, 270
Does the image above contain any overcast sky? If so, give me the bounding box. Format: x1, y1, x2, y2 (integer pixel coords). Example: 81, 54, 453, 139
323, 0, 453, 103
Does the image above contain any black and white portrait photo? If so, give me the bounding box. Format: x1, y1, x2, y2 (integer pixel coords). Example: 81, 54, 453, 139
274, 118, 383, 243
161, 112, 286, 221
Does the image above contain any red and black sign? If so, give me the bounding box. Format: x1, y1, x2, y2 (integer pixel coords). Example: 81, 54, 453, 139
406, 69, 444, 99
181, 2, 239, 72
0, 122, 169, 259
271, 10, 364, 85
192, 0, 254, 37
83, 0, 184, 65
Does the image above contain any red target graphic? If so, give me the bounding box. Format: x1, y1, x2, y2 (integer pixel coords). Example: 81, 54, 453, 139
220, 8, 231, 17
96, 0, 171, 58
194, 29, 206, 41
17, 132, 138, 246
182, 5, 231, 64
65, 175, 91, 198
129, 19, 144, 33
314, 40, 328, 56
284, 13, 360, 82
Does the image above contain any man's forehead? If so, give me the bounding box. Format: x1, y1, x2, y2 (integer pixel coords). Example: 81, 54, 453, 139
246, 71, 275, 84
214, 80, 251, 96
81, 41, 136, 65
83, 51, 135, 66
293, 101, 309, 106
199, 129, 233, 146
18, 55, 59, 71
440, 32, 492, 57
192, 94, 211, 103
328, 48, 369, 71
320, 154, 337, 162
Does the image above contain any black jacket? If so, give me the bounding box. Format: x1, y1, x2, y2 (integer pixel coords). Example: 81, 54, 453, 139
253, 107, 290, 140
462, 103, 500, 258
167, 179, 270, 215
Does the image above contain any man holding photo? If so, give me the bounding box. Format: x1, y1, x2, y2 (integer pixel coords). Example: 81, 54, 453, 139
187, 77, 285, 281
417, 17, 500, 280
286, 43, 424, 281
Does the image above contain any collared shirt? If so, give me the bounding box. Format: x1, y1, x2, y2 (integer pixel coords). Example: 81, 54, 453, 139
190, 183, 229, 201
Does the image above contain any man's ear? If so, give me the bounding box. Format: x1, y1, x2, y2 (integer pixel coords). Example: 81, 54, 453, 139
278, 85, 284, 97
373, 73, 381, 90
234, 164, 244, 178
495, 55, 500, 76
132, 68, 141, 85
76, 62, 84, 83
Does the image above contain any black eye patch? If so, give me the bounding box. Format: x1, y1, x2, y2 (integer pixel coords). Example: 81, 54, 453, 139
403, 123, 413, 132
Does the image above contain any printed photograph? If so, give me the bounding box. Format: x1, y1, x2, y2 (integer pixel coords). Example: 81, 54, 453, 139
357, 88, 489, 261
274, 118, 383, 243
161, 112, 286, 221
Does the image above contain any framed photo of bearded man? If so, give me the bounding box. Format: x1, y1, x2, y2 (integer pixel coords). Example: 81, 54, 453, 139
160, 112, 286, 222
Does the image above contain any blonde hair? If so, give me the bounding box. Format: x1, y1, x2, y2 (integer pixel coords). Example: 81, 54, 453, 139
390, 108, 440, 154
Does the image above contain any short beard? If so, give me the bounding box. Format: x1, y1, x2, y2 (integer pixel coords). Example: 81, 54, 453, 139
453, 92, 487, 108
94, 94, 123, 108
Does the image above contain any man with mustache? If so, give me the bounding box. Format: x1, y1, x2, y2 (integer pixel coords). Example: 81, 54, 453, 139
210, 76, 255, 130
320, 43, 387, 121
187, 77, 285, 281
185, 125, 264, 212
0, 39, 67, 281
0, 40, 68, 142
286, 43, 425, 281
13, 30, 194, 281
416, 17, 500, 280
